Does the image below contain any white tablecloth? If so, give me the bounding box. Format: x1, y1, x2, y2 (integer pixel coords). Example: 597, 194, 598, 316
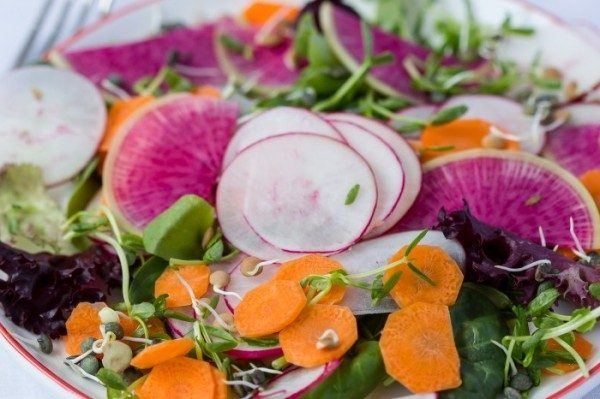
0, 0, 598, 398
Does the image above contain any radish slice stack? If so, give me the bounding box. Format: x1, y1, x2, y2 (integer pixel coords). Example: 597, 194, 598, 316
217, 107, 422, 260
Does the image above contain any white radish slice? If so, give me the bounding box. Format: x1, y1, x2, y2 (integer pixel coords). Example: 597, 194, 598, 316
325, 113, 421, 238
332, 230, 466, 315
0, 66, 106, 185
255, 360, 342, 399
329, 120, 404, 233
243, 133, 377, 253
222, 106, 342, 168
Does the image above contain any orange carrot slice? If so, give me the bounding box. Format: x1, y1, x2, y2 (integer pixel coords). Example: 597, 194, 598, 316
65, 302, 106, 355
279, 304, 357, 368
242, 1, 299, 26
581, 169, 600, 210
546, 334, 594, 373
273, 254, 347, 304
130, 337, 195, 369
100, 96, 154, 157
136, 356, 215, 399
155, 264, 210, 308
194, 85, 221, 98
234, 280, 307, 338
380, 302, 461, 393
384, 245, 463, 307
211, 367, 228, 399
420, 119, 519, 162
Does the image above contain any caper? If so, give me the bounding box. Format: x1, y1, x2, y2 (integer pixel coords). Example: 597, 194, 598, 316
503, 386, 523, 399
510, 372, 533, 392
104, 322, 124, 340
80, 337, 96, 353
37, 334, 53, 354
80, 355, 100, 375
122, 367, 144, 386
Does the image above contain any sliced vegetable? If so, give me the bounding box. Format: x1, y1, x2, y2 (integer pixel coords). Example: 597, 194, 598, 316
130, 338, 194, 369
0, 66, 106, 185
546, 334, 593, 373
243, 1, 299, 26
65, 302, 105, 355
581, 170, 600, 209
379, 302, 461, 393
234, 280, 307, 338
154, 264, 210, 308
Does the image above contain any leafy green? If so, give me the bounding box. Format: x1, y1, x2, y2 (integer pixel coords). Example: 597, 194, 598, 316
526, 288, 560, 317
143, 194, 214, 260
129, 256, 169, 303
430, 105, 468, 125
66, 158, 101, 218
130, 302, 156, 320
96, 368, 127, 390
302, 341, 386, 399
133, 67, 193, 96
440, 285, 508, 399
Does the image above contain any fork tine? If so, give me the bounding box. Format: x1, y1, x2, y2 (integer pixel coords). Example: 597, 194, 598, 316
38, 0, 75, 59
12, 0, 52, 67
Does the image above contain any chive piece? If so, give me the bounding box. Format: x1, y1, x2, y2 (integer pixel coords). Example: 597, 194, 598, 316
345, 184, 361, 205
361, 20, 374, 58
220, 34, 246, 53
525, 194, 542, 206
407, 261, 436, 286
404, 229, 428, 256
429, 105, 468, 125
420, 145, 456, 154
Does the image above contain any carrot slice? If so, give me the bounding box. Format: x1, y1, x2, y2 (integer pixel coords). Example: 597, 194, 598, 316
546, 334, 594, 373
379, 302, 461, 393
155, 264, 210, 308
211, 367, 228, 399
234, 280, 307, 338
65, 302, 106, 355
194, 85, 221, 98
130, 337, 195, 369
242, 1, 299, 26
279, 304, 357, 367
273, 254, 347, 304
137, 356, 216, 399
581, 169, 600, 210
100, 96, 154, 156
384, 245, 463, 307
420, 119, 519, 162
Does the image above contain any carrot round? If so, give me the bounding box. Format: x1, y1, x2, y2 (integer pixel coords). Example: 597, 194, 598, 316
130, 337, 195, 369
379, 302, 461, 393
211, 367, 228, 399
242, 1, 299, 26
65, 302, 106, 355
273, 254, 347, 304
546, 334, 593, 373
155, 264, 210, 308
100, 96, 154, 156
194, 85, 221, 98
581, 169, 600, 210
234, 280, 307, 338
279, 304, 357, 368
384, 245, 463, 307
420, 119, 519, 162
136, 356, 215, 399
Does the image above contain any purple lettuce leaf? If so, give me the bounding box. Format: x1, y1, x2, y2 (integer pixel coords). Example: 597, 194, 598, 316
0, 242, 121, 338
437, 205, 600, 308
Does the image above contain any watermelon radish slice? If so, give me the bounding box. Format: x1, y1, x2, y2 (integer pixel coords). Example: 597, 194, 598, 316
241, 134, 377, 253
332, 230, 466, 314
0, 66, 106, 186
222, 106, 342, 168
255, 360, 342, 399
325, 113, 421, 238
329, 120, 404, 231
319, 2, 441, 102
55, 24, 226, 92
395, 149, 600, 248
543, 103, 600, 177
215, 18, 298, 95
104, 94, 238, 232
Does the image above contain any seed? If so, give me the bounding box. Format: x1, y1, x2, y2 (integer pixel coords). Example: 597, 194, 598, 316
481, 134, 507, 149
103, 322, 125, 340
210, 270, 230, 288
542, 67, 562, 80
316, 329, 340, 350
503, 386, 522, 399
99, 307, 120, 324
240, 257, 263, 277
122, 367, 144, 386
510, 372, 533, 392
102, 341, 133, 373
250, 369, 267, 385
80, 355, 100, 375
37, 335, 53, 354
202, 226, 215, 249
80, 337, 96, 353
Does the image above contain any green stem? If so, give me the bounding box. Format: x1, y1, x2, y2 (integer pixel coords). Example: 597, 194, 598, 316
94, 232, 131, 312
542, 306, 600, 340
309, 281, 332, 305
554, 336, 589, 377
140, 67, 168, 96
370, 103, 427, 125
272, 356, 289, 370
169, 258, 204, 267
133, 316, 150, 340
347, 256, 408, 280
312, 59, 373, 112
163, 310, 196, 323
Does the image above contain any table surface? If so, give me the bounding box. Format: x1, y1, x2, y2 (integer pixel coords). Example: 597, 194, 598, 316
0, 0, 599, 398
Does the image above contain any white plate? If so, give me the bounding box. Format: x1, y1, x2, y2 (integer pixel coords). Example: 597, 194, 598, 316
1, 0, 599, 398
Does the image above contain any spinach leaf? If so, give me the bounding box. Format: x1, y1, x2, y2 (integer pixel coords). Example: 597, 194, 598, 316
440, 286, 508, 399
302, 341, 386, 399
129, 256, 168, 303
66, 157, 101, 218
143, 194, 214, 260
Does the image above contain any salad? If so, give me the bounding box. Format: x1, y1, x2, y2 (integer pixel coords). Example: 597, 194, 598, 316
0, 0, 599, 398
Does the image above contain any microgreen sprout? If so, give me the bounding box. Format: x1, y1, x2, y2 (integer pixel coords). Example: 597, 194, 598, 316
494, 259, 551, 273
538, 226, 546, 247
569, 217, 592, 263
491, 340, 517, 377
241, 258, 280, 277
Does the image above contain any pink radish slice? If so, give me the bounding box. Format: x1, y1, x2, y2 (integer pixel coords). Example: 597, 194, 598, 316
0, 66, 106, 186
389, 104, 439, 137
329, 120, 404, 231
255, 360, 342, 399
242, 134, 377, 253
325, 113, 421, 238
543, 103, 600, 177
395, 149, 600, 248
222, 106, 342, 168
332, 230, 466, 315
103, 94, 238, 232
226, 343, 283, 360
442, 94, 542, 153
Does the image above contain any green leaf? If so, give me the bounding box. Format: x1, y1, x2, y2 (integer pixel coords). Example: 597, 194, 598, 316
143, 194, 215, 260
361, 20, 374, 58
526, 288, 560, 317
203, 240, 224, 264
407, 261, 435, 286
589, 283, 600, 300
240, 336, 279, 348
303, 341, 386, 399
571, 308, 597, 333
130, 302, 155, 320
204, 325, 237, 342
66, 158, 101, 218
106, 387, 137, 399
371, 271, 401, 307
96, 368, 127, 390
129, 256, 169, 304
461, 283, 513, 310
220, 34, 246, 54
404, 229, 428, 256
205, 340, 238, 352
163, 68, 193, 93
293, 13, 315, 60
344, 184, 361, 205
430, 105, 468, 125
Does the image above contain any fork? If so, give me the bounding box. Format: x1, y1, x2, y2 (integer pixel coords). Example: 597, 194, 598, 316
12, 0, 115, 68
